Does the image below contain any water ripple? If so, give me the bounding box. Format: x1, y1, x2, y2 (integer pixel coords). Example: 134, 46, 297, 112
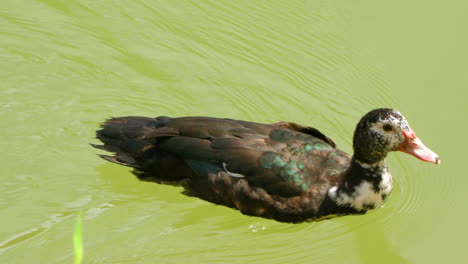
0, 0, 442, 263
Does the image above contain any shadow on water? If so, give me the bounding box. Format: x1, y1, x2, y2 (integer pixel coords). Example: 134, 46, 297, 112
353, 220, 410, 264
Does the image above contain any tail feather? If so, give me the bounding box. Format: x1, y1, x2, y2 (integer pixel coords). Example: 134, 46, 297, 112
98, 154, 138, 167
93, 116, 191, 181
89, 143, 107, 151
93, 117, 161, 167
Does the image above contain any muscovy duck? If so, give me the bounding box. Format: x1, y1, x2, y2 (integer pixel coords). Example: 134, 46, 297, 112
92, 108, 440, 222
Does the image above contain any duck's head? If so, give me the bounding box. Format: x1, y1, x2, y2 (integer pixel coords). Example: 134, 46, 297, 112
353, 108, 441, 165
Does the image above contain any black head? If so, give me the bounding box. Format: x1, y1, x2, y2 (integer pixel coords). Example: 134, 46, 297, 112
352, 108, 411, 164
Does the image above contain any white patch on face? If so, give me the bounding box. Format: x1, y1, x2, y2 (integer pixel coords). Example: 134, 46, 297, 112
368, 113, 411, 151
222, 162, 245, 178
330, 169, 393, 211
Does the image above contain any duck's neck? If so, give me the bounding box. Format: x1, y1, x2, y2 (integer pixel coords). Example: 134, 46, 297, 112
329, 158, 393, 212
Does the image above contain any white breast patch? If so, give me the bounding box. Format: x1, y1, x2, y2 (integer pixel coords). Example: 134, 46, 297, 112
329, 170, 392, 211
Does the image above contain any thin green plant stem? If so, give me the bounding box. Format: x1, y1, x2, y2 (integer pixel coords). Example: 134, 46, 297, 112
74, 212, 84, 264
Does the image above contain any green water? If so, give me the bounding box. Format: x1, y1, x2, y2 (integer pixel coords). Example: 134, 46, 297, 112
1, 0, 466, 263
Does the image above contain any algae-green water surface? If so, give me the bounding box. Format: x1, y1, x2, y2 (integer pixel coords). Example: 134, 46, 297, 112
1, 1, 467, 263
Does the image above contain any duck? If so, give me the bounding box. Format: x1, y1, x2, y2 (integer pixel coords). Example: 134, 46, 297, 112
92, 108, 440, 223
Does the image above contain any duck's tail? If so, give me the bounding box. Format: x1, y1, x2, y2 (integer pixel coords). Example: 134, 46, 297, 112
92, 116, 189, 181
93, 116, 155, 167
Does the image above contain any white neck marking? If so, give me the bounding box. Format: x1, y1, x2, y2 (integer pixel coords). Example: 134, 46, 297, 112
328, 166, 393, 211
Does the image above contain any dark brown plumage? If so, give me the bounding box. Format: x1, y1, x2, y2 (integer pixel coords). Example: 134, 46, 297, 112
93, 109, 440, 222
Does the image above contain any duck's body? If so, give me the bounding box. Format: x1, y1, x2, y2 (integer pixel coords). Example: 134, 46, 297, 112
93, 109, 440, 222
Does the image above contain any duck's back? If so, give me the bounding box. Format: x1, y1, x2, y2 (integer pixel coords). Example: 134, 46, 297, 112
94, 116, 351, 222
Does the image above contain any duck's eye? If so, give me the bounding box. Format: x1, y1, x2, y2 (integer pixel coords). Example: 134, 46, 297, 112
383, 124, 393, 132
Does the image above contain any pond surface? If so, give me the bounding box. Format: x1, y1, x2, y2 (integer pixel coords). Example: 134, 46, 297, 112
1, 0, 467, 263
